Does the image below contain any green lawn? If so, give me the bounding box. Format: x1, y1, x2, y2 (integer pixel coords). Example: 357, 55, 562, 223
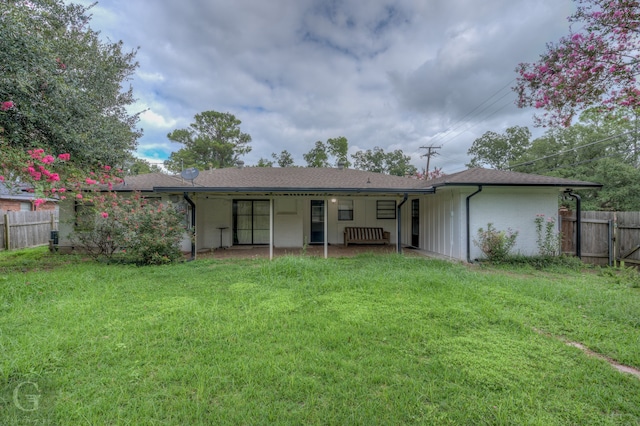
1, 248, 639, 425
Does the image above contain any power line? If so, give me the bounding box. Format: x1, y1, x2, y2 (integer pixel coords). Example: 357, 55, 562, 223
536, 152, 625, 174
437, 98, 515, 147
430, 79, 516, 148
419, 145, 441, 174
507, 130, 633, 170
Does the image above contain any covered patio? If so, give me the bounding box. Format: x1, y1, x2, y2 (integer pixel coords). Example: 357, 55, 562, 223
192, 243, 429, 260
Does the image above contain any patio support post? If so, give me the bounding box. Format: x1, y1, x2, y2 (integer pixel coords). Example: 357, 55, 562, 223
397, 193, 408, 253
269, 198, 273, 260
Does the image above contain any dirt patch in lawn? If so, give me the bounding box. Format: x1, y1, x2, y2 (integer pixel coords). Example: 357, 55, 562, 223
534, 328, 640, 380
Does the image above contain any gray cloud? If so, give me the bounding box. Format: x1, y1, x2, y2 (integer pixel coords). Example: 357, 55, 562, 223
84, 0, 575, 172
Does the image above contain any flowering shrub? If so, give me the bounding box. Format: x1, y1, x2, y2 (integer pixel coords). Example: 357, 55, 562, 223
70, 192, 186, 265
515, 0, 640, 126
474, 223, 519, 262
535, 214, 561, 257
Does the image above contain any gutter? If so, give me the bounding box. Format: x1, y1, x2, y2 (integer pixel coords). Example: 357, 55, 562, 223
466, 186, 483, 263
396, 193, 409, 254
564, 190, 582, 259
183, 192, 196, 261
155, 186, 434, 195
432, 183, 602, 189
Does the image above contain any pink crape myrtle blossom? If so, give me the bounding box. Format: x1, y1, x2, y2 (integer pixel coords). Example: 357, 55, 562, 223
1, 101, 14, 111
515, 0, 640, 127
2, 143, 124, 208
41, 155, 55, 164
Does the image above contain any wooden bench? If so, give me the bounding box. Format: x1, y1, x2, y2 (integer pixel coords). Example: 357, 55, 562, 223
344, 227, 390, 246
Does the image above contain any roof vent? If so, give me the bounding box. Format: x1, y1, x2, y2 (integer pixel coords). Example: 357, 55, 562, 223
237, 160, 245, 169
338, 161, 345, 170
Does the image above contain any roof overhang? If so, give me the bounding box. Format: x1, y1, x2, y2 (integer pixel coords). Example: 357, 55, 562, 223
153, 186, 435, 195
431, 182, 603, 190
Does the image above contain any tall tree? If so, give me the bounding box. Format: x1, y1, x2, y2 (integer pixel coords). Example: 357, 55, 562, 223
352, 146, 386, 173
515, 0, 640, 126
256, 157, 274, 167
303, 141, 330, 167
351, 146, 417, 176
123, 157, 164, 175
466, 126, 532, 169
303, 136, 349, 167
326, 136, 350, 167
271, 150, 295, 167
164, 111, 252, 173
508, 111, 640, 210
0, 0, 141, 168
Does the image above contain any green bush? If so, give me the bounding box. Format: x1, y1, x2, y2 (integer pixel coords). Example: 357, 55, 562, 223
70, 192, 186, 265
474, 223, 518, 262
535, 214, 561, 256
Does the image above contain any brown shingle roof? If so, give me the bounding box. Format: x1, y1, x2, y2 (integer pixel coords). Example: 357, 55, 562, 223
114, 167, 601, 193
151, 167, 428, 193
115, 173, 188, 191
426, 168, 601, 189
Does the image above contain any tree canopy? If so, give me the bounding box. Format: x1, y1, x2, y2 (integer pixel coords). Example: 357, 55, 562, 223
352, 146, 417, 176
272, 150, 295, 167
466, 126, 532, 170
515, 0, 640, 126
0, 0, 141, 168
477, 111, 640, 210
303, 137, 350, 168
164, 111, 252, 173
123, 157, 164, 175
303, 141, 331, 167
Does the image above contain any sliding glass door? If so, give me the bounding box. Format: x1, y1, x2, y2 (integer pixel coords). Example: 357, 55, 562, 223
233, 200, 270, 245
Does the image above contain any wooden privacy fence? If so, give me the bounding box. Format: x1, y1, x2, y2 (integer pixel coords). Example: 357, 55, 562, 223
560, 210, 640, 267
0, 211, 59, 251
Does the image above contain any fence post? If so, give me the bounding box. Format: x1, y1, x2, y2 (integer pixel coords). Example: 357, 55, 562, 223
4, 213, 9, 251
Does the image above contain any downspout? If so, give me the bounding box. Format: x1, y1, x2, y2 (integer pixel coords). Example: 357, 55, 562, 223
565, 190, 582, 259
466, 186, 483, 263
397, 193, 409, 253
183, 192, 196, 261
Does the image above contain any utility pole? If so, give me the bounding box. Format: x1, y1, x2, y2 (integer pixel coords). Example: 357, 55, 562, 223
420, 145, 441, 177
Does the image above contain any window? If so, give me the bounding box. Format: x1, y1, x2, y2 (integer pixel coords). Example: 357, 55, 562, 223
376, 200, 396, 219
337, 199, 353, 221
74, 200, 95, 230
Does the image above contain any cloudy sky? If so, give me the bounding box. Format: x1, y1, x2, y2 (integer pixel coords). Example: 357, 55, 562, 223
79, 0, 576, 173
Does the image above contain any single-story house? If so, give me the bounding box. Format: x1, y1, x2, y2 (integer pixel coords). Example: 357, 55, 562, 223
0, 182, 58, 212
57, 167, 601, 262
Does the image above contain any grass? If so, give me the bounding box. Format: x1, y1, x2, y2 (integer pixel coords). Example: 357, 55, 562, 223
1, 247, 639, 424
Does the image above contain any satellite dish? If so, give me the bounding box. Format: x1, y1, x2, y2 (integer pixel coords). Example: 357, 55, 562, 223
181, 167, 199, 185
